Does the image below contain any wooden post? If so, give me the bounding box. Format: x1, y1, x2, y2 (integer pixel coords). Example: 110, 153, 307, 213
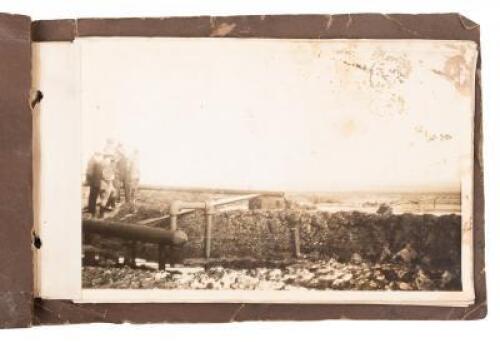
158, 243, 166, 270
205, 213, 213, 259
169, 200, 179, 232
170, 214, 177, 232
293, 227, 301, 258
83, 249, 96, 266
204, 201, 215, 259
125, 241, 137, 267
286, 212, 301, 258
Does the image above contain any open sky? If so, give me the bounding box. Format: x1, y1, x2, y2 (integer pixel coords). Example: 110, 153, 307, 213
80, 38, 476, 192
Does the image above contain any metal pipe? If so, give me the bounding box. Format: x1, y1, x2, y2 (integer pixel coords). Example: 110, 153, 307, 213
138, 194, 269, 226
137, 209, 194, 226
204, 201, 216, 259
158, 243, 166, 270
170, 214, 177, 232
125, 241, 137, 267
82, 219, 188, 245
211, 194, 261, 207
205, 214, 213, 259
293, 228, 301, 258
169, 200, 207, 231
169, 201, 180, 231
184, 202, 207, 210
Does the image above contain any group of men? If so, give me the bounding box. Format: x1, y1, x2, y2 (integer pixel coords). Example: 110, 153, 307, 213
85, 139, 140, 218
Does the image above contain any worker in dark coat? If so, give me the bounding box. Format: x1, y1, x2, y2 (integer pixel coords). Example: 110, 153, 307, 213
114, 143, 128, 203
85, 151, 103, 217
99, 150, 117, 217
126, 149, 140, 209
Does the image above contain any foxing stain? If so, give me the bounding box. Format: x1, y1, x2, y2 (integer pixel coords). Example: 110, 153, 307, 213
432, 55, 472, 96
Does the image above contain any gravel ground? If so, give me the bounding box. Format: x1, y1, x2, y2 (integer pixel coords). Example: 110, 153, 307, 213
82, 258, 459, 291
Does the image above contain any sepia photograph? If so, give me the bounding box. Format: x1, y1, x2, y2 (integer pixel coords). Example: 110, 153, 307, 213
1, 0, 494, 340
74, 38, 476, 301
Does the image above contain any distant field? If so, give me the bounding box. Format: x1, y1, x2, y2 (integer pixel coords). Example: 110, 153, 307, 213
287, 191, 461, 215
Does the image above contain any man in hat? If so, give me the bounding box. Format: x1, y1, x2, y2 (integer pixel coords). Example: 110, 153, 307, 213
85, 151, 103, 217
126, 149, 140, 210
114, 143, 127, 203
99, 148, 117, 217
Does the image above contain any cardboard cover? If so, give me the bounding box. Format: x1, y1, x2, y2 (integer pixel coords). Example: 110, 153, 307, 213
0, 13, 486, 327
0, 13, 33, 328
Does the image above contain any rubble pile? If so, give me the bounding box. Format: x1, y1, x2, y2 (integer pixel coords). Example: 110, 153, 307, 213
88, 208, 461, 275
83, 191, 463, 291
82, 258, 460, 291
175, 210, 295, 259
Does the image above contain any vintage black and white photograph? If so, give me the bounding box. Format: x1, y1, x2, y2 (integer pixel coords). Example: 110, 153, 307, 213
72, 38, 476, 302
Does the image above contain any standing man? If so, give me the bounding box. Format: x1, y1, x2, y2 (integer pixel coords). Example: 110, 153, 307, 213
85, 151, 103, 217
99, 149, 117, 217
126, 149, 140, 211
114, 143, 128, 203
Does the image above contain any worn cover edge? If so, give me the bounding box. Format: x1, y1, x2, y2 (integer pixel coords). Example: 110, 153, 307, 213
30, 13, 485, 324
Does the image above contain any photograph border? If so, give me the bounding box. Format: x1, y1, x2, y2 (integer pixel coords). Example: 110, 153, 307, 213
32, 13, 486, 323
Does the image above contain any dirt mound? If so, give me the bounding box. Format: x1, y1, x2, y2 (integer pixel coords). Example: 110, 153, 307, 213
88, 208, 461, 275
170, 210, 461, 268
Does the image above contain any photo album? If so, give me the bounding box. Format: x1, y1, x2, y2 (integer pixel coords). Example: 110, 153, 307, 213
0, 13, 486, 327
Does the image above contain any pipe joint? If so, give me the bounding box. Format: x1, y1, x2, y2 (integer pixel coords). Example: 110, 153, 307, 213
205, 200, 217, 215
170, 200, 182, 215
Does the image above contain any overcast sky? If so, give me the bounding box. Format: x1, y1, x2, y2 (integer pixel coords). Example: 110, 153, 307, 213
79, 38, 476, 192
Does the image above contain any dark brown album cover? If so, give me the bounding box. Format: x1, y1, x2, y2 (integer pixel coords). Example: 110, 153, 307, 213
0, 13, 486, 328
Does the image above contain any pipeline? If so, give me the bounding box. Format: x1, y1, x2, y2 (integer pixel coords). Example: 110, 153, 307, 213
82, 219, 188, 245
138, 194, 263, 226
168, 195, 274, 259
83, 219, 188, 270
